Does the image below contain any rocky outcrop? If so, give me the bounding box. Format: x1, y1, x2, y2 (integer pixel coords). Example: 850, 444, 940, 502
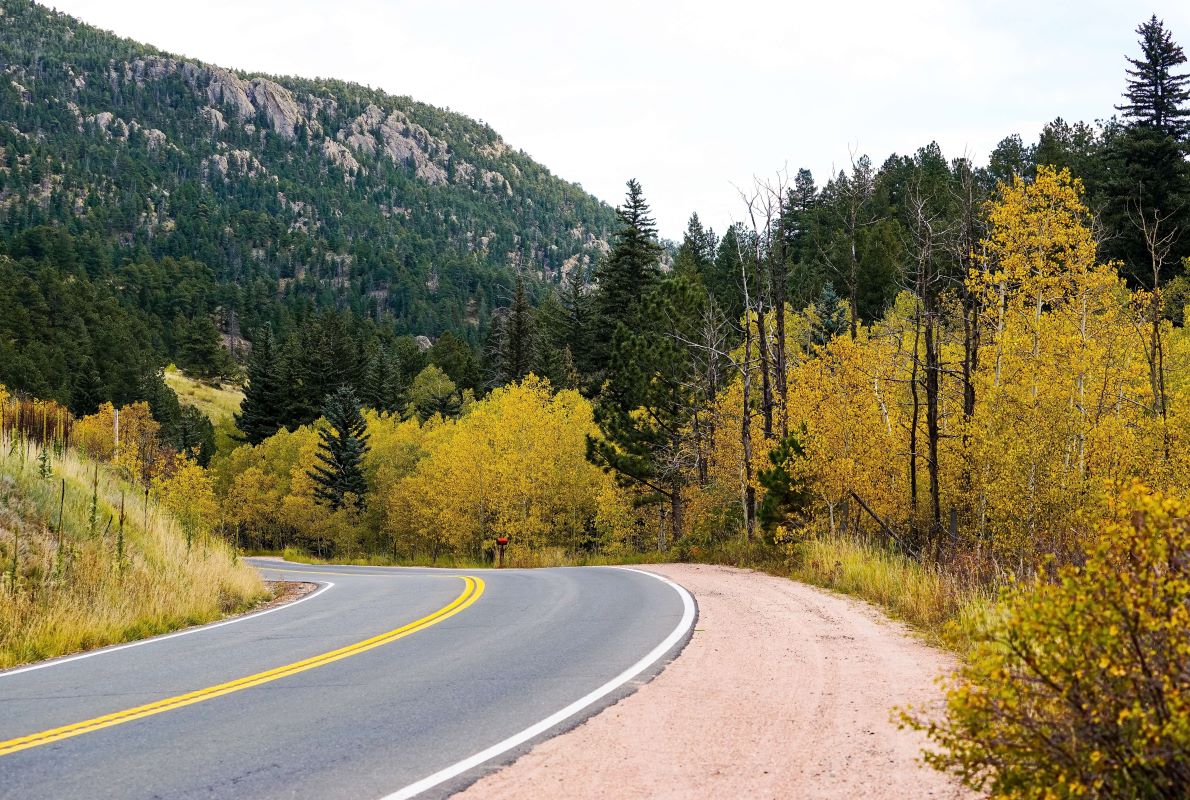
200, 106, 228, 132
204, 66, 255, 120
320, 137, 362, 177
88, 111, 128, 138
202, 148, 266, 180
338, 104, 448, 185
247, 78, 302, 140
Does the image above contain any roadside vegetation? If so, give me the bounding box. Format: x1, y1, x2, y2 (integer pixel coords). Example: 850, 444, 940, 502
0, 390, 265, 669
0, 8, 1187, 798
162, 366, 245, 458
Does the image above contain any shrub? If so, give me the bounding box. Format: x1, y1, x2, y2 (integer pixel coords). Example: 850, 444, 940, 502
909, 483, 1190, 798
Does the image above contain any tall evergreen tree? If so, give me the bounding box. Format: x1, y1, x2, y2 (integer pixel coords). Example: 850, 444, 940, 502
498, 276, 535, 384
361, 343, 405, 414
236, 326, 288, 444
175, 313, 229, 380
673, 213, 715, 280
1102, 17, 1190, 288
307, 387, 370, 511
1117, 15, 1190, 139
589, 277, 707, 550
560, 279, 597, 382
592, 180, 663, 369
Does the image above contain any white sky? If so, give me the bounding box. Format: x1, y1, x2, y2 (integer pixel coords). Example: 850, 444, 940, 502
41, 1, 1190, 238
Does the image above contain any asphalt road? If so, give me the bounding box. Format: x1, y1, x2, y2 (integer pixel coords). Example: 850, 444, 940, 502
0, 560, 695, 799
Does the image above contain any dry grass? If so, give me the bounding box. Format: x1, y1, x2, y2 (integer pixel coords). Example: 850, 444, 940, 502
785, 536, 994, 652
0, 438, 265, 668
163, 365, 245, 455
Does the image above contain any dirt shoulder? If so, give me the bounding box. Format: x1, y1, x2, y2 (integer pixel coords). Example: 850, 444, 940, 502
456, 563, 971, 799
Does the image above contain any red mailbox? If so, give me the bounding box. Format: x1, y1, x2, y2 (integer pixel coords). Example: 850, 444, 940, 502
495, 536, 509, 568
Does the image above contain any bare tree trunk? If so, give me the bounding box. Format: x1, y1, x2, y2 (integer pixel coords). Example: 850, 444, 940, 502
924, 304, 942, 532
755, 301, 774, 439
909, 309, 921, 518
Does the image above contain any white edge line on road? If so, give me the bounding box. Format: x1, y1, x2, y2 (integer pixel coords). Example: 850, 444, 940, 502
0, 579, 336, 679
380, 567, 697, 800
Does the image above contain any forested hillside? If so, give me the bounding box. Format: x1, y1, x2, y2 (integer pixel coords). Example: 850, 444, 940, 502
0, 0, 615, 410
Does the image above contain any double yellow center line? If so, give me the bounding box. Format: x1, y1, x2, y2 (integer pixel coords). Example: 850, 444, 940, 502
0, 575, 484, 758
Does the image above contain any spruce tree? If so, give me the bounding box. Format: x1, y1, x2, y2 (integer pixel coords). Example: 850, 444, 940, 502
673, 213, 715, 280
757, 431, 813, 537
560, 279, 596, 383
307, 387, 370, 511
499, 276, 535, 384
1102, 17, 1190, 287
236, 326, 288, 444
361, 343, 405, 413
1117, 15, 1190, 139
589, 277, 706, 550
592, 180, 663, 370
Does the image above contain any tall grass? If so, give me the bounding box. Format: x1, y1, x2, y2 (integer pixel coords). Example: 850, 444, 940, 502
684, 534, 994, 652
0, 436, 265, 669
162, 366, 244, 455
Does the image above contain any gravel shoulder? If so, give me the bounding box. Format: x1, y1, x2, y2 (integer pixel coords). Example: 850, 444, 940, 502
456, 563, 972, 799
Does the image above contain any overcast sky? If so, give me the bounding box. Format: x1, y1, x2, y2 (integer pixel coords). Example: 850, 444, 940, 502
42, 1, 1190, 238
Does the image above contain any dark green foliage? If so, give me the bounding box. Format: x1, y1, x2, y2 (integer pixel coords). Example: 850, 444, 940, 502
1117, 15, 1190, 139
139, 368, 216, 465
592, 180, 664, 369
673, 213, 716, 280
528, 291, 579, 389
361, 343, 405, 414
307, 387, 370, 511
988, 134, 1036, 184
758, 431, 813, 535
1099, 18, 1190, 289
174, 313, 231, 380
428, 331, 480, 393
496, 276, 535, 384
589, 277, 708, 548
812, 283, 849, 344
235, 327, 287, 445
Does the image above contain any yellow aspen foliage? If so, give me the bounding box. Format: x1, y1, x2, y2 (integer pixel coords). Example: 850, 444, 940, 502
910, 484, 1190, 798
73, 402, 164, 484
153, 452, 219, 543
387, 376, 612, 561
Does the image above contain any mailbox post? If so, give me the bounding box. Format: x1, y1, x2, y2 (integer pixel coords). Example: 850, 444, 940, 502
495, 536, 509, 568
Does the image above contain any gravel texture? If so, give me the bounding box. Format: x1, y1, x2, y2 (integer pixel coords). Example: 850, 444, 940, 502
456, 563, 972, 799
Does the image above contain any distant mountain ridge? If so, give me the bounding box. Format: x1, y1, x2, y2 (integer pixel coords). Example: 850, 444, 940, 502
0, 0, 616, 337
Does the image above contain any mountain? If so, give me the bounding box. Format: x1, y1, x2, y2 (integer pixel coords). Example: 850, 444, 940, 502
0, 0, 615, 342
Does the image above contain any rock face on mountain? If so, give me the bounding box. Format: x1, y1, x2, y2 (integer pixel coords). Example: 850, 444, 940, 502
0, 0, 616, 336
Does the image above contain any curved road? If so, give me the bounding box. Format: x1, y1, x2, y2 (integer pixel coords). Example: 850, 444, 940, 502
0, 560, 695, 799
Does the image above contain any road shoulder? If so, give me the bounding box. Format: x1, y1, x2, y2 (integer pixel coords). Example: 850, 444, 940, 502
454, 563, 972, 799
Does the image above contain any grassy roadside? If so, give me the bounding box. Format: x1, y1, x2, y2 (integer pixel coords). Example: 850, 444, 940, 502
677, 536, 993, 653
0, 440, 266, 669
162, 366, 244, 456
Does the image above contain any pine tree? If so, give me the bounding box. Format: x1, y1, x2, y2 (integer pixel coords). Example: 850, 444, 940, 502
499, 276, 535, 384
589, 277, 706, 551
176, 313, 229, 380
236, 326, 288, 444
1102, 17, 1190, 287
1117, 15, 1190, 139
673, 213, 715, 280
307, 387, 370, 511
361, 343, 405, 413
758, 430, 813, 536
560, 279, 597, 381
592, 180, 663, 369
